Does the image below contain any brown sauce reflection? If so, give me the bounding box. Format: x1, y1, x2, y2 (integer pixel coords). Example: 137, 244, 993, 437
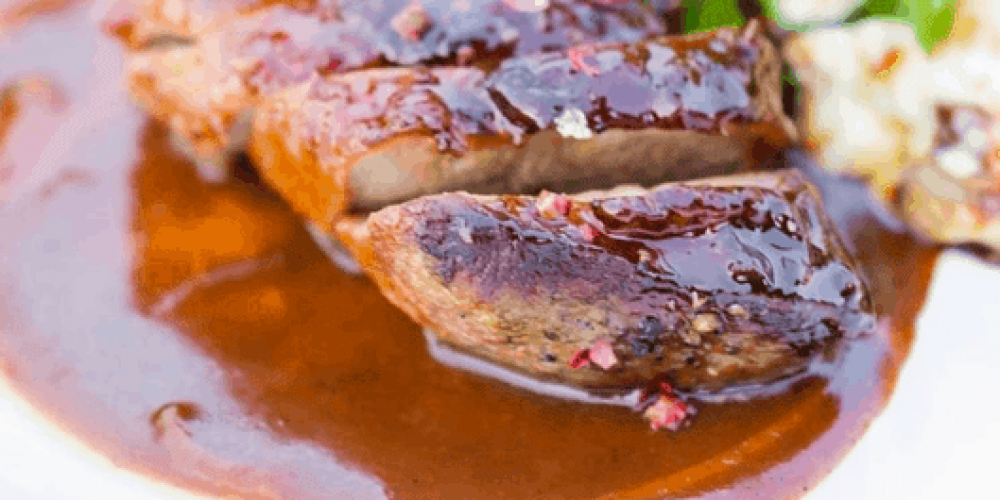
0, 5, 942, 500
126, 119, 933, 499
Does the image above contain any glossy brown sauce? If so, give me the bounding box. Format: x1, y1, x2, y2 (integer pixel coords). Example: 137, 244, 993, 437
0, 3, 941, 500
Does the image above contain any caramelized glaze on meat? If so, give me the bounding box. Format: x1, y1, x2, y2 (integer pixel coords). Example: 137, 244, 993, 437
115, 0, 669, 168
336, 170, 875, 394
252, 26, 794, 227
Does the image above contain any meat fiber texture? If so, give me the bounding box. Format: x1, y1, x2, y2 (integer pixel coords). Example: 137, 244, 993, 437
335, 170, 876, 395
111, 0, 794, 227
111, 0, 670, 181
253, 25, 795, 229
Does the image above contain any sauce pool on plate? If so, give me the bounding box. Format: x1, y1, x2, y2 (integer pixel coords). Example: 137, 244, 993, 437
0, 2, 941, 498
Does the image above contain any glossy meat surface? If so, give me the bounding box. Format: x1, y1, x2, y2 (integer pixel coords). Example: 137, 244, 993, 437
336, 170, 876, 394
252, 26, 794, 227
112, 0, 667, 61
115, 0, 669, 170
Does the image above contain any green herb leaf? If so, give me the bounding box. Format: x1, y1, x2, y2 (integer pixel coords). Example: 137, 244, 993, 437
896, 0, 956, 52
850, 0, 955, 52
860, 0, 903, 18
682, 0, 745, 32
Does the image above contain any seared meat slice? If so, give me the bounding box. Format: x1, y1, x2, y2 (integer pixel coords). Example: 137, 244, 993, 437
253, 25, 795, 229
110, 0, 666, 58
335, 170, 875, 394
113, 0, 668, 174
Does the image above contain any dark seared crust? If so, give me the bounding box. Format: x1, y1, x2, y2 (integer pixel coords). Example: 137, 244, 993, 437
115, 0, 668, 167
118, 0, 791, 225
336, 170, 876, 393
253, 26, 795, 228
111, 0, 666, 62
